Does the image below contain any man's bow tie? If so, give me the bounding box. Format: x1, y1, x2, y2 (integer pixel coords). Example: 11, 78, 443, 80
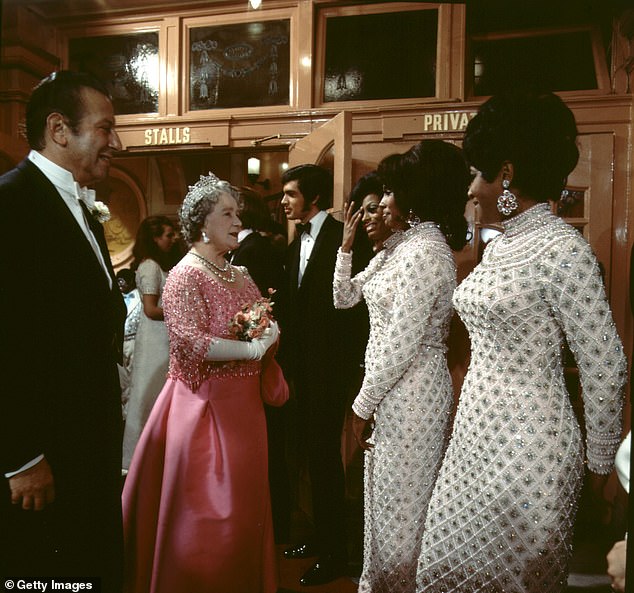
296, 222, 311, 236
74, 182, 96, 209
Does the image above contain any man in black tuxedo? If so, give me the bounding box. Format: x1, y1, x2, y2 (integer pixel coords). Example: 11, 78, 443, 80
280, 164, 371, 586
0, 71, 125, 590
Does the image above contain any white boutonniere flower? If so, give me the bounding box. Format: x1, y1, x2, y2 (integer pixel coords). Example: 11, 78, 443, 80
91, 201, 111, 223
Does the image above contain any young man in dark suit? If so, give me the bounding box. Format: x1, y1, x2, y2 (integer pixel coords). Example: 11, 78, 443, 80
0, 71, 126, 590
280, 164, 371, 586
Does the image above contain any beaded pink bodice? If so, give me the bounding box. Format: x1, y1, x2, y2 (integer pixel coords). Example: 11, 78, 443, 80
162, 263, 262, 391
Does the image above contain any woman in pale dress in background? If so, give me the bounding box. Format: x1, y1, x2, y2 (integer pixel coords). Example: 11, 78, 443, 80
333, 140, 469, 593
416, 92, 626, 593
122, 174, 286, 593
122, 215, 179, 470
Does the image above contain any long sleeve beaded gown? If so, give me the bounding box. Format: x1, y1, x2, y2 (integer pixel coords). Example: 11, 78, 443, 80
122, 263, 278, 593
416, 203, 626, 593
333, 223, 456, 593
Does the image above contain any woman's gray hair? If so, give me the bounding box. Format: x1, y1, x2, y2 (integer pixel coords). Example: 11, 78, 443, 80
179, 173, 239, 246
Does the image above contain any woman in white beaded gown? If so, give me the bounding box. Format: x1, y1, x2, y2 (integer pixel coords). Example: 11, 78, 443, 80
416, 92, 627, 593
122, 215, 179, 470
333, 140, 470, 593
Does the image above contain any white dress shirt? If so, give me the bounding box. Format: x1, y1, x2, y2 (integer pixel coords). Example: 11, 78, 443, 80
298, 209, 327, 286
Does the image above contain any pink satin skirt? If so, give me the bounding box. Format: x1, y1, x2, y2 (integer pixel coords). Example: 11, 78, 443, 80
122, 374, 278, 593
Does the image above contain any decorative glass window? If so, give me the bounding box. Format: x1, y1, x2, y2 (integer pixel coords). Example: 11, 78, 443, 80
69, 32, 159, 115
466, 2, 611, 97
470, 29, 601, 96
188, 20, 290, 110
322, 9, 438, 103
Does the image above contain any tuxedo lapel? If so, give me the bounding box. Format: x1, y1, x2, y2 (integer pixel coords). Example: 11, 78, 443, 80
23, 161, 88, 246
21, 160, 112, 291
298, 214, 335, 289
78, 199, 117, 286
288, 237, 301, 297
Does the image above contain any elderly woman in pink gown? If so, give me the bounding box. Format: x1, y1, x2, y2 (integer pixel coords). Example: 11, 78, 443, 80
122, 173, 288, 593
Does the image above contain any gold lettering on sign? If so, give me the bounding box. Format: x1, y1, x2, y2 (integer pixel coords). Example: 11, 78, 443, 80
144, 127, 191, 145
422, 112, 475, 132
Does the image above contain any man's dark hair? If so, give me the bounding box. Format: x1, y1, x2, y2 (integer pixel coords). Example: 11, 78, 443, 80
281, 164, 333, 211
25, 70, 111, 150
236, 186, 271, 231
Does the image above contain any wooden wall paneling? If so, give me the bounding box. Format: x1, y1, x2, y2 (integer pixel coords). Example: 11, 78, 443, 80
437, 3, 466, 101
446, 2, 466, 102
567, 133, 614, 285
295, 0, 313, 110
0, 4, 59, 156
164, 17, 180, 117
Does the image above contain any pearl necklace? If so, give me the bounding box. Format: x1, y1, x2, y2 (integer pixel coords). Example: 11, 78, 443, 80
190, 251, 236, 283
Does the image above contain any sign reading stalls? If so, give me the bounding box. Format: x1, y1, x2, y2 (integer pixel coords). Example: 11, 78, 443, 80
144, 127, 191, 145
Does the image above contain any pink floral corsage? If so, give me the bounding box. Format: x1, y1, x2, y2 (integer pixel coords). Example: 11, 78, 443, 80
228, 289, 276, 341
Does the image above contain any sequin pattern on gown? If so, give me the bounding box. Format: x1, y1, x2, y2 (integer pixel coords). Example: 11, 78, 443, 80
334, 223, 455, 593
416, 203, 625, 593
165, 265, 261, 390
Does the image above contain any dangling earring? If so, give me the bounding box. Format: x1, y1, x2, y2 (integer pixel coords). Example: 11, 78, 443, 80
201, 231, 210, 244
497, 179, 518, 216
407, 209, 421, 227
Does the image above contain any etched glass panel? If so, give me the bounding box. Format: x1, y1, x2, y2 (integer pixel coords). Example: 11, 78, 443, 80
69, 33, 159, 115
189, 20, 290, 110
323, 9, 437, 103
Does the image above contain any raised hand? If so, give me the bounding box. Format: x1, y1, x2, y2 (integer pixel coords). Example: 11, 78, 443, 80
341, 201, 362, 253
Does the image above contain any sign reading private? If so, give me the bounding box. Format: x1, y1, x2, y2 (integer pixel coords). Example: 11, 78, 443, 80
422, 112, 475, 132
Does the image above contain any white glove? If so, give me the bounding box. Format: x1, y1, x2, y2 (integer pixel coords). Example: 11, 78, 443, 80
205, 321, 279, 362
260, 320, 279, 347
